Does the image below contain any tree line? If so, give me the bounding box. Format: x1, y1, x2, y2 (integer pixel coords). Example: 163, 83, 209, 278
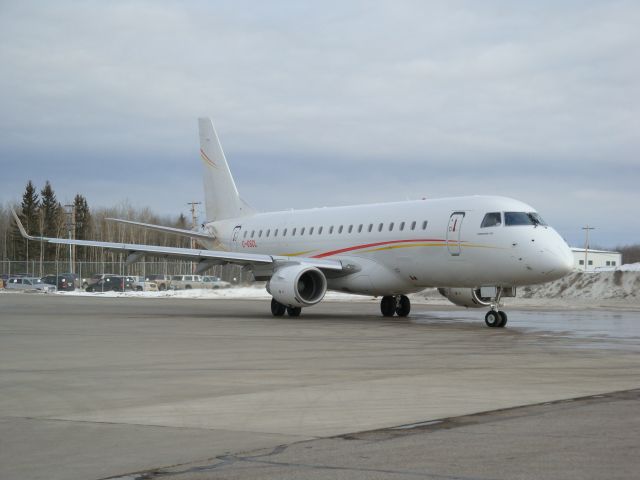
1, 180, 192, 265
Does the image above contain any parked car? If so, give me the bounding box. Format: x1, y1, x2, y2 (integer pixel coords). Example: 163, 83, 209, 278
5, 277, 55, 293
130, 276, 158, 292
202, 276, 231, 289
146, 274, 174, 291
85, 273, 118, 289
41, 274, 77, 291
85, 276, 134, 292
170, 275, 209, 290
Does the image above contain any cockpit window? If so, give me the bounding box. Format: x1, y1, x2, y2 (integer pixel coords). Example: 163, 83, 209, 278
504, 212, 547, 227
481, 212, 502, 228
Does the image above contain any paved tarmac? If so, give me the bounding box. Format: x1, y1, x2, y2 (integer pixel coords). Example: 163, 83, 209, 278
0, 293, 639, 480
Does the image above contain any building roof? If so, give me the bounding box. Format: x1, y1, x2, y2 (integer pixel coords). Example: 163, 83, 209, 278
570, 248, 621, 255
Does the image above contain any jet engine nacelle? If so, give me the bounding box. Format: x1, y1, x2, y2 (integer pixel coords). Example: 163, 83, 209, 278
268, 264, 327, 308
437, 288, 492, 308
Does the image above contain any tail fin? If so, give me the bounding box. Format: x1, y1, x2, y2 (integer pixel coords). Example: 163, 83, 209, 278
198, 117, 255, 221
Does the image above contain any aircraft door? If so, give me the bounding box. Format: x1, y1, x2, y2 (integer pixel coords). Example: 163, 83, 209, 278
231, 225, 242, 251
446, 212, 465, 256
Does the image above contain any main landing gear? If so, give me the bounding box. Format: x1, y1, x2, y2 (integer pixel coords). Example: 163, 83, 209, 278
271, 298, 301, 317
380, 295, 411, 317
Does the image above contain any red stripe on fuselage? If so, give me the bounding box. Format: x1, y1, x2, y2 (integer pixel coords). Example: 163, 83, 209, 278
311, 238, 447, 258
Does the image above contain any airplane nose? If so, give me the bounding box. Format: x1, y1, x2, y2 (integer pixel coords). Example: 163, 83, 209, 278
543, 241, 574, 279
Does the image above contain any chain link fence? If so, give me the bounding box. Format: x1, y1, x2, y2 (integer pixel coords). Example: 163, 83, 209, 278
0, 260, 252, 285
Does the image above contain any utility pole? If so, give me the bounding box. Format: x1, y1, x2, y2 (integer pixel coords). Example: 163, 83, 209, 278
187, 201, 202, 273
64, 204, 76, 274
582, 225, 595, 272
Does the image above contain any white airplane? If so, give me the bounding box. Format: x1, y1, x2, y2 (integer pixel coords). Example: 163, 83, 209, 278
13, 118, 574, 327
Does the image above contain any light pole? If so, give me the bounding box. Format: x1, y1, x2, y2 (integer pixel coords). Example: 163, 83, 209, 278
582, 225, 595, 271
187, 201, 202, 273
64, 204, 76, 274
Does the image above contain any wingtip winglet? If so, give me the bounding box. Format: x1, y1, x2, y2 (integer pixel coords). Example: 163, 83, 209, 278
11, 208, 36, 240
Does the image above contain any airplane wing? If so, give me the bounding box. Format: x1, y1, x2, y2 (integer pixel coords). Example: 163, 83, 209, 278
11, 209, 343, 272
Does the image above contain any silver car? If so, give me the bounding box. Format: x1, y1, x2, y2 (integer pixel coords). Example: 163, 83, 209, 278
5, 277, 55, 293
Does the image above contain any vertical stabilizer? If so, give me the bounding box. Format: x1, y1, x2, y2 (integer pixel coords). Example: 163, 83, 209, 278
198, 118, 254, 221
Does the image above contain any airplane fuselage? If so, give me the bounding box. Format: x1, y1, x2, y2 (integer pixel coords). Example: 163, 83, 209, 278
205, 195, 573, 296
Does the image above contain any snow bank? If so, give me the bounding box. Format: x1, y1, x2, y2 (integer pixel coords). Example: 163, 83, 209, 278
56, 286, 374, 302
520, 269, 640, 302
618, 263, 640, 272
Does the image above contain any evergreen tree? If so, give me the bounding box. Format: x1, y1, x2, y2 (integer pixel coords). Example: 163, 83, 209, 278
11, 180, 40, 260
39, 181, 62, 261
73, 194, 92, 261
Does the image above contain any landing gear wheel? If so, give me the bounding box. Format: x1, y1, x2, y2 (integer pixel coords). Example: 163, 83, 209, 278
497, 311, 508, 328
380, 296, 396, 317
286, 306, 302, 317
271, 299, 286, 316
396, 295, 411, 317
485, 310, 501, 328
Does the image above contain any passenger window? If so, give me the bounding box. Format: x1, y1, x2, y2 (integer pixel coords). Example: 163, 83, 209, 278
301, 227, 305, 235
283, 228, 287, 236
329, 226, 334, 234
481, 212, 502, 228
422, 221, 428, 230
309, 227, 314, 235
266, 229, 270, 237
251, 230, 255, 238
338, 225, 343, 234
368, 224, 373, 232
259, 230, 263, 238
399, 221, 405, 231
292, 228, 297, 236
318, 226, 323, 234
358, 224, 363, 233
243, 231, 248, 239
389, 222, 394, 231
274, 229, 278, 237
348, 225, 353, 233
411, 221, 416, 230
378, 223, 383, 232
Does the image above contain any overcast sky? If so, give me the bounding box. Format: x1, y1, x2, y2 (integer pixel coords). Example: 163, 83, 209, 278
1, 0, 638, 247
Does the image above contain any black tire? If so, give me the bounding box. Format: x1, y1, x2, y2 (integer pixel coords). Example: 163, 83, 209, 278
185, 285, 192, 290
159, 284, 166, 291
396, 295, 411, 317
271, 299, 286, 316
136, 286, 143, 292
497, 311, 508, 328
485, 310, 501, 327
286, 306, 302, 317
380, 296, 396, 317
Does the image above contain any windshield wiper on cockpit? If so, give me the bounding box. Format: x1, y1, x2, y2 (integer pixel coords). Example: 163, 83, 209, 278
527, 213, 540, 227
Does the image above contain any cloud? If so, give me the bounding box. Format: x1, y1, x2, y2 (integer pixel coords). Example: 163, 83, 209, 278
0, 0, 638, 246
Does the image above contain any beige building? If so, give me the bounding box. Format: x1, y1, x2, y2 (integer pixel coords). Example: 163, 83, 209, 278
571, 248, 622, 271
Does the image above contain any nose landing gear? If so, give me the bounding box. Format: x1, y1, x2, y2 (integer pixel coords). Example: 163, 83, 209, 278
380, 295, 411, 317
485, 310, 507, 328
484, 287, 508, 328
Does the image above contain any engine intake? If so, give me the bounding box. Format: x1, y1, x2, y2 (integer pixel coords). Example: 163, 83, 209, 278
268, 265, 327, 307
437, 288, 492, 308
